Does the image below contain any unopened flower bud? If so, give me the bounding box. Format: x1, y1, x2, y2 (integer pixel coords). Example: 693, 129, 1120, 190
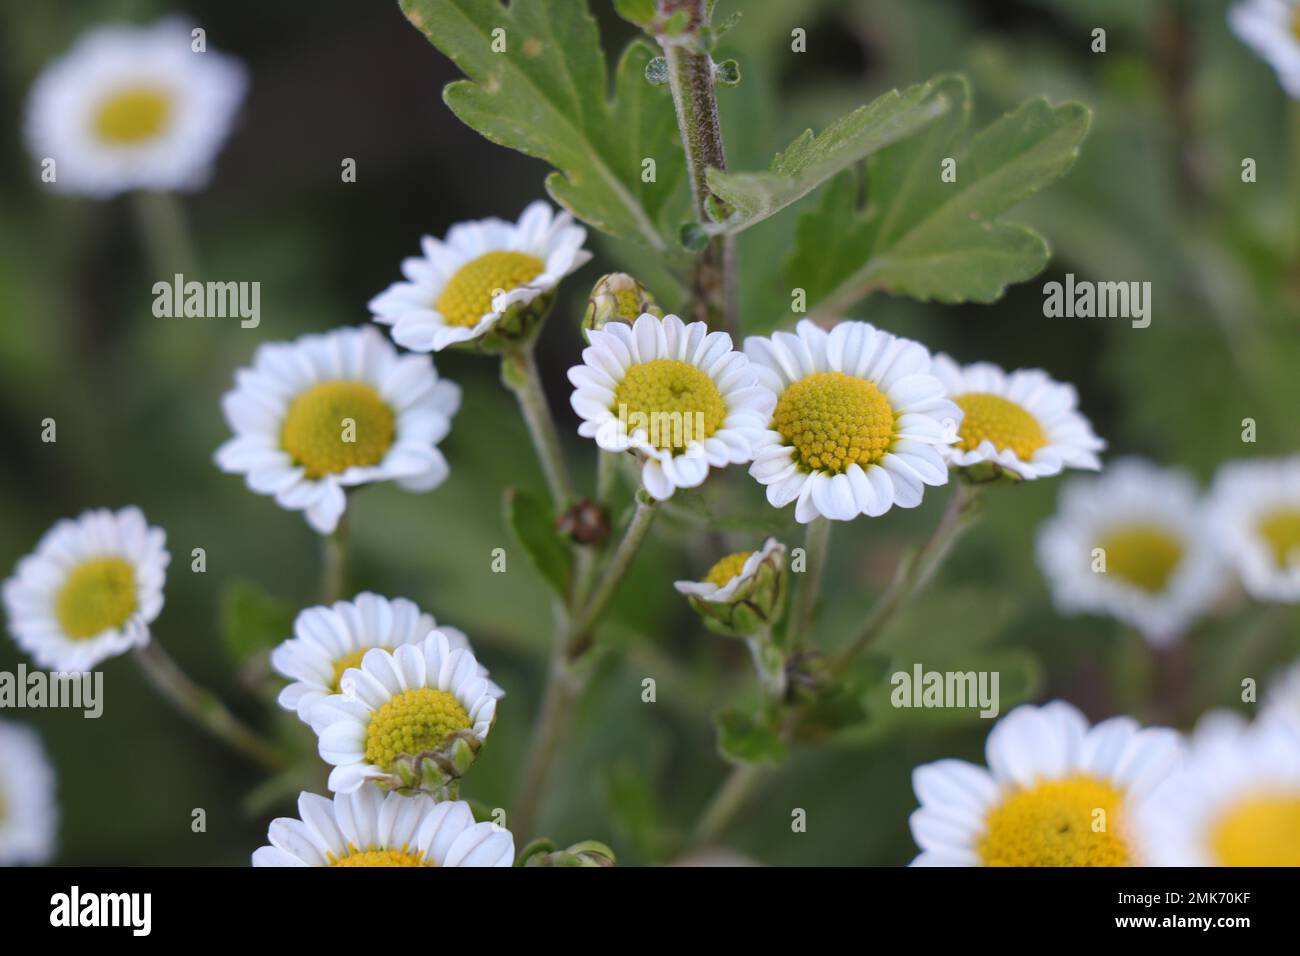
582, 273, 663, 339
673, 538, 787, 638
556, 498, 611, 546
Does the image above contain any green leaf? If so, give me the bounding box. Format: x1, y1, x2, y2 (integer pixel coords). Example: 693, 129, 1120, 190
604, 764, 670, 861
702, 77, 956, 234
787, 75, 1091, 311
503, 487, 572, 598
219, 580, 294, 662
714, 705, 787, 765
401, 0, 689, 251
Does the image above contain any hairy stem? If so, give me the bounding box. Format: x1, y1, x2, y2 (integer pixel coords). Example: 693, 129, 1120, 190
830, 482, 981, 676
567, 497, 658, 658
503, 345, 574, 511
787, 516, 832, 651
657, 0, 737, 334
134, 642, 285, 772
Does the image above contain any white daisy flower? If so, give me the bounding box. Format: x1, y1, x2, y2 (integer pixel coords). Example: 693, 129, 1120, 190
369, 201, 592, 352
929, 355, 1104, 480
1036, 459, 1225, 645
673, 537, 785, 604
2, 507, 168, 672
271, 592, 503, 732
1207, 455, 1300, 603
1229, 0, 1300, 97
253, 788, 513, 867
311, 631, 498, 794
0, 721, 58, 866
568, 312, 775, 501
1135, 712, 1300, 866
25, 19, 247, 197
743, 319, 960, 523
215, 325, 460, 535
909, 701, 1181, 867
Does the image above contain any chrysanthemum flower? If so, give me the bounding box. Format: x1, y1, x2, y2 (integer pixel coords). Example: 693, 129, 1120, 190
215, 326, 460, 535
311, 631, 498, 794
744, 319, 960, 523
0, 720, 58, 866
568, 312, 775, 501
1207, 455, 1300, 603
1036, 459, 1225, 644
929, 355, 1104, 480
24, 19, 247, 197
1135, 713, 1300, 866
252, 787, 513, 867
2, 507, 168, 671
369, 201, 591, 352
1229, 0, 1300, 97
272, 592, 502, 731
909, 701, 1181, 866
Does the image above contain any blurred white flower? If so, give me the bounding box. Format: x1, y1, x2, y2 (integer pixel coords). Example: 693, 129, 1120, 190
1036, 459, 1225, 645
3, 507, 168, 671
25, 19, 247, 197
0, 721, 58, 866
909, 701, 1181, 866
1207, 455, 1300, 603
1230, 0, 1300, 97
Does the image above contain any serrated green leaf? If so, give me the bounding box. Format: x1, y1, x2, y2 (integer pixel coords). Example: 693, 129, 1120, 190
219, 580, 294, 662
714, 705, 787, 765
788, 75, 1090, 312
701, 78, 956, 235
401, 0, 688, 251
503, 487, 572, 598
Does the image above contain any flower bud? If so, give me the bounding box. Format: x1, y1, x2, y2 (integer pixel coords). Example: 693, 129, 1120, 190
521, 838, 617, 867
673, 538, 787, 638
582, 273, 663, 339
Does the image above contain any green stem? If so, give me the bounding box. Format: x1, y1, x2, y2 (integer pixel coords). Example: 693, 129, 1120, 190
130, 191, 198, 277
567, 497, 658, 658
133, 642, 285, 772
691, 762, 767, 846
830, 482, 981, 676
503, 346, 574, 511
657, 0, 737, 334
511, 497, 659, 840
321, 513, 349, 604
787, 516, 832, 651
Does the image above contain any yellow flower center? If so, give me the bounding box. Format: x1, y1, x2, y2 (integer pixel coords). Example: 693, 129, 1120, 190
774, 371, 894, 474
1096, 523, 1184, 593
953, 392, 1048, 459
435, 251, 544, 327
328, 844, 432, 867
364, 688, 471, 770
93, 87, 172, 144
1209, 791, 1300, 866
281, 381, 395, 480
331, 647, 386, 691
705, 551, 753, 588
55, 557, 137, 640
612, 359, 726, 452
978, 774, 1131, 867
1256, 507, 1300, 568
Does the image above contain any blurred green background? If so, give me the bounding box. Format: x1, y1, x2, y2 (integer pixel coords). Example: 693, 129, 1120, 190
1, 0, 1297, 865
